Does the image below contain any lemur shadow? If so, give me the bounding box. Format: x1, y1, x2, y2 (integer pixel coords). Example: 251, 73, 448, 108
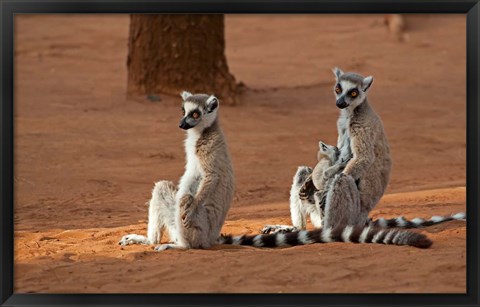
209, 244, 255, 251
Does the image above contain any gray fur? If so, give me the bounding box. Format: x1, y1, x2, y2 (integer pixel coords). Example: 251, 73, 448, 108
119, 92, 234, 250
322, 68, 392, 229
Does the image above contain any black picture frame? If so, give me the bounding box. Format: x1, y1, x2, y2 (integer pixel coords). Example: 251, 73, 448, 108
1, 1, 479, 306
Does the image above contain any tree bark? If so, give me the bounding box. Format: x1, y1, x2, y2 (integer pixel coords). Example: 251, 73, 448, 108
127, 14, 238, 105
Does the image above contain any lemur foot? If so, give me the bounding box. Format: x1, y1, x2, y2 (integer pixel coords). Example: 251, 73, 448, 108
261, 225, 299, 234
118, 234, 149, 246
154, 244, 184, 252
154, 244, 175, 251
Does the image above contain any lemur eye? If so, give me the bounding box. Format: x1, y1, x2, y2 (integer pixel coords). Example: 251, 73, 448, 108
350, 90, 358, 97
192, 112, 200, 119
182, 108, 185, 116
335, 86, 341, 94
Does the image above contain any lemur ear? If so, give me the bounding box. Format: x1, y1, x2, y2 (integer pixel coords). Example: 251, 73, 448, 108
319, 141, 327, 150
180, 91, 193, 101
206, 95, 219, 113
362, 76, 374, 92
332, 67, 344, 80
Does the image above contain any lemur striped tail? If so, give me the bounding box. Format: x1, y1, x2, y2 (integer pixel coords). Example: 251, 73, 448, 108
370, 212, 466, 229
219, 225, 432, 249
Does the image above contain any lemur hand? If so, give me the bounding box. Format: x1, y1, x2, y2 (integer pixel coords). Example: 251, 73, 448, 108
341, 168, 355, 179
179, 194, 196, 228
324, 165, 340, 179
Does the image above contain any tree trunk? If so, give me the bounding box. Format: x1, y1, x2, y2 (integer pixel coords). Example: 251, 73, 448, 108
127, 14, 238, 105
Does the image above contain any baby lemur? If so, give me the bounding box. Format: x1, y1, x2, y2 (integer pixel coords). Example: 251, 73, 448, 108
119, 91, 234, 251
281, 141, 349, 232
301, 141, 351, 205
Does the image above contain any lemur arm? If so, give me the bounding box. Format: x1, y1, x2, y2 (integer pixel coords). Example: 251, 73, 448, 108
180, 173, 219, 226
342, 126, 376, 180
337, 130, 347, 150
193, 173, 219, 206
324, 162, 345, 179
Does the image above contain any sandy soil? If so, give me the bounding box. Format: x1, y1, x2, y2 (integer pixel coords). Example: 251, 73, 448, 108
14, 14, 466, 293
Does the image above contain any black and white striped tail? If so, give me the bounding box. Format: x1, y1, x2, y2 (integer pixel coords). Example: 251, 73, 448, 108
219, 225, 432, 249
370, 212, 466, 229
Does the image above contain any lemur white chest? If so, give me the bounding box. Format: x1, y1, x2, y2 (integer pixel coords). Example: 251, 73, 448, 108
177, 130, 205, 199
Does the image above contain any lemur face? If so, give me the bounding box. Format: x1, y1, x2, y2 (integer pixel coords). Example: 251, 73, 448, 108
179, 91, 219, 130
318, 141, 340, 162
332, 67, 373, 110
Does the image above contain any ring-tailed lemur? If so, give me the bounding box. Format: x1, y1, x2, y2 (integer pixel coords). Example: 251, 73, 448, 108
119, 91, 235, 251
260, 68, 464, 243
317, 67, 392, 229
327, 67, 465, 229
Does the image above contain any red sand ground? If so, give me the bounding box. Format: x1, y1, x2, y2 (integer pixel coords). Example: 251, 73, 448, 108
14, 14, 466, 293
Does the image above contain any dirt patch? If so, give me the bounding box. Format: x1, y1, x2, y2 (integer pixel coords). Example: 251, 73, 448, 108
14, 14, 466, 293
